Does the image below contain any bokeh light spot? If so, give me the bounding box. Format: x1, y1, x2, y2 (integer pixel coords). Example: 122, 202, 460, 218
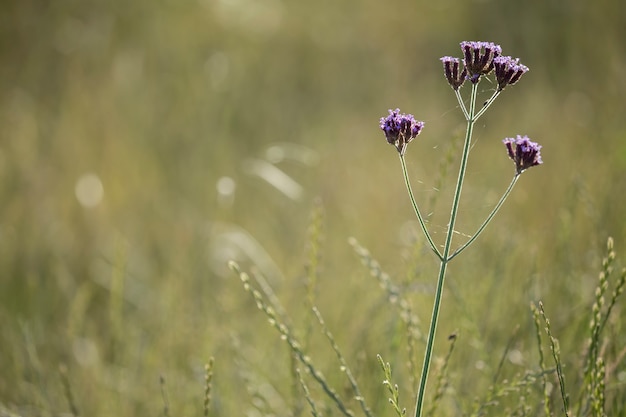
217, 176, 236, 208
75, 173, 104, 208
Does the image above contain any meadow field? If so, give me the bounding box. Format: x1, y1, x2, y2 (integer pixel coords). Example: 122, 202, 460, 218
1, 0, 626, 416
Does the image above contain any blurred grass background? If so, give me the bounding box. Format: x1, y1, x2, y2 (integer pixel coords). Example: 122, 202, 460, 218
1, 0, 626, 415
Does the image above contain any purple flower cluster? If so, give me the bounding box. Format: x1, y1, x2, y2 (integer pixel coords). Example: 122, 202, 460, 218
440, 41, 528, 89
493, 56, 529, 91
461, 41, 502, 83
503, 135, 543, 173
379, 109, 425, 155
379, 42, 540, 164
440, 57, 466, 90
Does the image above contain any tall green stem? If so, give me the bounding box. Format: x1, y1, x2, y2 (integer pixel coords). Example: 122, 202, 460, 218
413, 82, 479, 417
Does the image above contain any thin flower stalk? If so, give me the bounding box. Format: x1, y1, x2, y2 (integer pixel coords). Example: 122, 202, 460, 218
400, 155, 442, 260
454, 89, 469, 121
449, 174, 519, 261
473, 89, 501, 121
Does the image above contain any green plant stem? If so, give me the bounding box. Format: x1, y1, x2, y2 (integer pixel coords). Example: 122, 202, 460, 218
474, 89, 500, 121
413, 82, 479, 417
400, 154, 443, 261
454, 89, 469, 121
448, 174, 519, 261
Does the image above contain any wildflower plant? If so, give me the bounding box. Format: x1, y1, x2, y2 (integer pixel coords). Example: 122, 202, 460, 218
379, 41, 540, 417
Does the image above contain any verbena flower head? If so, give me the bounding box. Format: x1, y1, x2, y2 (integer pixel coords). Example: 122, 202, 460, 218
440, 56, 467, 90
379, 109, 425, 155
493, 56, 529, 91
503, 135, 543, 174
460, 41, 502, 83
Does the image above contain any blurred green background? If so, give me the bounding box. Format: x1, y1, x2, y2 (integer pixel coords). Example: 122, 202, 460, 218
1, 0, 626, 415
